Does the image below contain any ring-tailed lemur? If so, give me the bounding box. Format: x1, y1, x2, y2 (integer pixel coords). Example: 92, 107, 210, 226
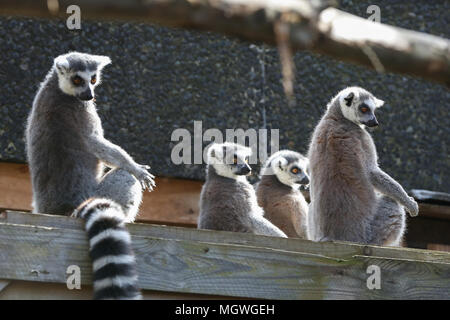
198, 142, 287, 238
25, 52, 155, 299
307, 87, 419, 246
73, 198, 141, 300
256, 150, 309, 238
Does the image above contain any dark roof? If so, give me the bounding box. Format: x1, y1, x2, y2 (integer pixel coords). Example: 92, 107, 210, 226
0, 0, 449, 192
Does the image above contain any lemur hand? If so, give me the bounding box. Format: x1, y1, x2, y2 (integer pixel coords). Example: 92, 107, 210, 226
405, 196, 419, 217
133, 164, 156, 191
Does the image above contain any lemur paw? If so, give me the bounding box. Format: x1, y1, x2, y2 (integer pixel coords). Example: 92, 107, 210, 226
134, 164, 156, 191
406, 196, 419, 217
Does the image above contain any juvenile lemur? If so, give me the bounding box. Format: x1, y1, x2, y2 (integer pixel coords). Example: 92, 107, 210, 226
198, 142, 287, 238
256, 150, 309, 238
26, 52, 155, 299
307, 87, 419, 246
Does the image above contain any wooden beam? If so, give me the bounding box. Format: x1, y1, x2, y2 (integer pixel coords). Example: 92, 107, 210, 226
4, 210, 450, 262
0, 1, 448, 86
1, 212, 449, 299
0, 280, 10, 293
1, 162, 450, 226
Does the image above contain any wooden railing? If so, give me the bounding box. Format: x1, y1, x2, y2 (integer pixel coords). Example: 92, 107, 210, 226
1, 210, 449, 299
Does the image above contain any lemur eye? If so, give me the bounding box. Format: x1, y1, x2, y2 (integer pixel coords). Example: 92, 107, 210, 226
72, 76, 83, 86
233, 156, 238, 164
291, 167, 300, 174
360, 105, 369, 113
91, 76, 97, 84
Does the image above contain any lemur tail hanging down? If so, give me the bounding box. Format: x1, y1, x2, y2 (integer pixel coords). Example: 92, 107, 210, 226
74, 198, 142, 300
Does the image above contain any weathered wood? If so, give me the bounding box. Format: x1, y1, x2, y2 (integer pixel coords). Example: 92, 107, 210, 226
0, 162, 200, 226
0, 213, 449, 299
4, 210, 450, 264
0, 280, 10, 293
0, 1, 449, 86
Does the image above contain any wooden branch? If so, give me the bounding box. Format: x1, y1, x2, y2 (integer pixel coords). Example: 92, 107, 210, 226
1, 211, 450, 299
315, 8, 450, 87
0, 0, 449, 86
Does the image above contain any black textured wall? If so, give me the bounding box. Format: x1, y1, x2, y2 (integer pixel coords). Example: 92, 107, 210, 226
0, 0, 448, 192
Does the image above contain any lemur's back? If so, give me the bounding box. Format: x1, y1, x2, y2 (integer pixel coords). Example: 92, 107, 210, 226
308, 115, 376, 242
26, 72, 100, 214
199, 174, 257, 233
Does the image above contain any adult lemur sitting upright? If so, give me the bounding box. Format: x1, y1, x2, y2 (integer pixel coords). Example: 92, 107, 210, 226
307, 87, 419, 246
26, 52, 155, 299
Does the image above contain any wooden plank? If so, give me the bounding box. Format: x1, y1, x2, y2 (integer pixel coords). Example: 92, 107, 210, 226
0, 162, 200, 226
3, 211, 450, 264
2, 162, 449, 226
0, 280, 10, 293
428, 244, 450, 253
0, 221, 449, 299
410, 189, 450, 203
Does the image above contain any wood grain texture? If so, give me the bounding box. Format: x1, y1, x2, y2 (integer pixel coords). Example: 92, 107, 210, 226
4, 210, 450, 263
0, 162, 201, 226
1, 212, 449, 299
0, 280, 10, 293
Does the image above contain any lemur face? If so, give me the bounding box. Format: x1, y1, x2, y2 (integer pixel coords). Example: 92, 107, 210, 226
207, 142, 252, 179
338, 87, 384, 128
264, 151, 309, 188
54, 52, 111, 101
272, 156, 309, 188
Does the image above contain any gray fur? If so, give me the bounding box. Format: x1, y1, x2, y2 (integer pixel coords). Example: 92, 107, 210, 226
256, 150, 309, 238
198, 143, 287, 238
26, 52, 155, 218
307, 87, 418, 246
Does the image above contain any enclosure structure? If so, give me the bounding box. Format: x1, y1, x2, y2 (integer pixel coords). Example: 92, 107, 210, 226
1, 209, 450, 299
0, 0, 449, 299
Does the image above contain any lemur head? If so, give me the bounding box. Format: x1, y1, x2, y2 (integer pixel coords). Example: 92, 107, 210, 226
262, 150, 309, 188
207, 142, 252, 180
53, 52, 111, 101
336, 87, 384, 128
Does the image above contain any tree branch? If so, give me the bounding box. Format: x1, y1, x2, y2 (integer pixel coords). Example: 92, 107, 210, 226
0, 0, 449, 86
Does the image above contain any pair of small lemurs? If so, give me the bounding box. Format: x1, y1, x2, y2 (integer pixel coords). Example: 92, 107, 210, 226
198, 145, 310, 239
198, 90, 419, 247
26, 52, 418, 300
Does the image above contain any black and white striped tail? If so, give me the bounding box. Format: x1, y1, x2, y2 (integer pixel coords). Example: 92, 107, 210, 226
74, 198, 142, 300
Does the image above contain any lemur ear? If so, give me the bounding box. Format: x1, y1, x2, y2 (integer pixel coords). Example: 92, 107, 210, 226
54, 55, 70, 74
272, 156, 288, 171
93, 55, 112, 69
344, 92, 354, 106
374, 98, 384, 108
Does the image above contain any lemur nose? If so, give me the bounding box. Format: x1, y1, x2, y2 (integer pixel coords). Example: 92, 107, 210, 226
300, 176, 309, 185
79, 90, 93, 101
